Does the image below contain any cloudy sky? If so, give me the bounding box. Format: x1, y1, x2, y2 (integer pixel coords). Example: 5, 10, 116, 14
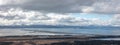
0, 0, 120, 27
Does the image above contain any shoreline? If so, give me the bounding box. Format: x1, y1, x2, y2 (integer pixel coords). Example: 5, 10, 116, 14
0, 35, 120, 45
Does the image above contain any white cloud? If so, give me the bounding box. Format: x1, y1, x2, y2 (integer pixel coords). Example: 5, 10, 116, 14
0, 8, 119, 27
81, 7, 94, 13
0, 8, 74, 25
111, 14, 120, 26
81, 0, 120, 14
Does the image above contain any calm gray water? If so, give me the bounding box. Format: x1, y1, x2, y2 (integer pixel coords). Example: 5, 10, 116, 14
0, 28, 120, 36
94, 38, 120, 40
23, 28, 120, 35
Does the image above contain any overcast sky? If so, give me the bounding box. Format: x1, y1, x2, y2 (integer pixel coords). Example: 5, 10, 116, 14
0, 0, 120, 27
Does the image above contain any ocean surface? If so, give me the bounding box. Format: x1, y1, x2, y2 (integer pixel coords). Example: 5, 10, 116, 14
0, 28, 120, 36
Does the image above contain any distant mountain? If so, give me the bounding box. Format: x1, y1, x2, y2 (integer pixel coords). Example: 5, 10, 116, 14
0, 25, 119, 29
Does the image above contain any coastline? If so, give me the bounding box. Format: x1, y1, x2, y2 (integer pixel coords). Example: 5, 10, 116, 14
0, 35, 120, 45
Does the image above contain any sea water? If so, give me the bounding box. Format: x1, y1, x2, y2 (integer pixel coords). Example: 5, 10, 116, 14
0, 28, 120, 36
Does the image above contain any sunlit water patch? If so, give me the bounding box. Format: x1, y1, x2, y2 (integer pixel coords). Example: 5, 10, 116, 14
0, 29, 65, 36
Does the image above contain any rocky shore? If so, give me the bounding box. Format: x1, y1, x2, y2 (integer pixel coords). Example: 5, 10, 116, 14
0, 35, 120, 45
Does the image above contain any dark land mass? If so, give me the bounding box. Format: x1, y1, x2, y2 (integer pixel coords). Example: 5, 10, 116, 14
0, 35, 120, 45
0, 25, 119, 29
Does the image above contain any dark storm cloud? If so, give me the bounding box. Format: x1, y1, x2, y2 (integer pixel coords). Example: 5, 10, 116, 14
1, 0, 120, 14
0, 0, 94, 13
21, 0, 94, 13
